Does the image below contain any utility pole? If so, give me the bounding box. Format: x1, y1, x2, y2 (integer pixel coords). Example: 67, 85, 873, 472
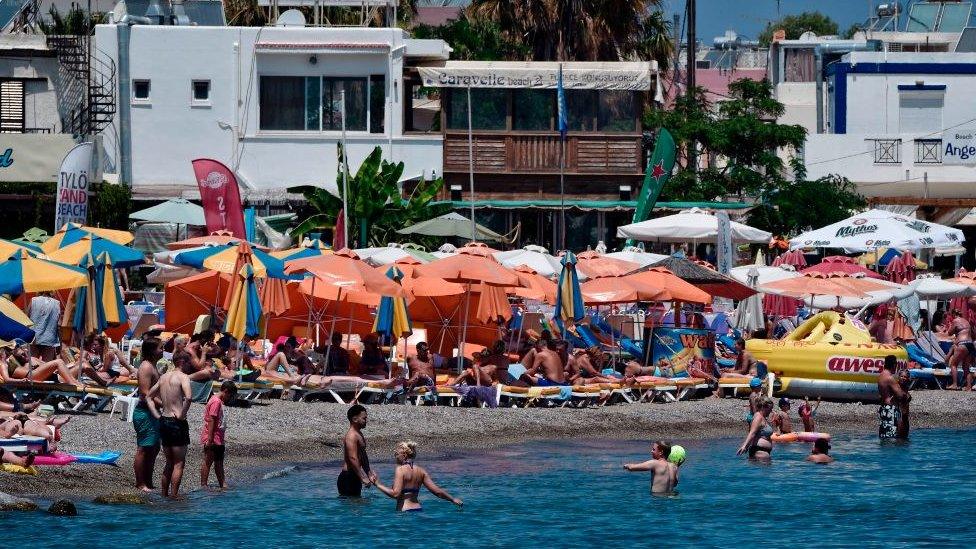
686, 0, 697, 179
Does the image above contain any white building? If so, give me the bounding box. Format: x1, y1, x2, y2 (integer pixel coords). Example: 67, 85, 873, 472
803, 50, 976, 203
94, 0, 450, 200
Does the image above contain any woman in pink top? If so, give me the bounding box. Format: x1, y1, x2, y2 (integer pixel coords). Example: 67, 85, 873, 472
200, 380, 237, 489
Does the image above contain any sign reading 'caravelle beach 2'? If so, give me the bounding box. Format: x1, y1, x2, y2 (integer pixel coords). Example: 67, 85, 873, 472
942, 131, 976, 165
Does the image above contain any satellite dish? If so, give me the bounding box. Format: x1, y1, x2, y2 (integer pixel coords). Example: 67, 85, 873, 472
799, 31, 818, 41
276, 9, 306, 27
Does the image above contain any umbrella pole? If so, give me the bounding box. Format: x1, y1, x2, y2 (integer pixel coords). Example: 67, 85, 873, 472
306, 277, 315, 343
459, 282, 472, 382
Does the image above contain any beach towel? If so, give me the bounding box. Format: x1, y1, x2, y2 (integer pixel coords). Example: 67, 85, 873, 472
1, 463, 38, 475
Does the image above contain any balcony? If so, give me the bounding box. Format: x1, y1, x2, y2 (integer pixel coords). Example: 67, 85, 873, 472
442, 132, 642, 175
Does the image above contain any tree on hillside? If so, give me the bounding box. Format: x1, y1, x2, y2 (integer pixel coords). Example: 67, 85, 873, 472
468, 0, 665, 62
644, 78, 864, 235
758, 11, 839, 45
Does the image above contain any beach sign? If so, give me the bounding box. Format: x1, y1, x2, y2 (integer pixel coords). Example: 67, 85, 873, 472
942, 130, 976, 165
54, 142, 94, 231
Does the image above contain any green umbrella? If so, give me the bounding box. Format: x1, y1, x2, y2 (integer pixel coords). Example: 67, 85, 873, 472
396, 212, 506, 242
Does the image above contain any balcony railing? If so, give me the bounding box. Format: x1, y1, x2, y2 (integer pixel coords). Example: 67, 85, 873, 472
915, 139, 943, 164
871, 138, 901, 164
443, 131, 643, 175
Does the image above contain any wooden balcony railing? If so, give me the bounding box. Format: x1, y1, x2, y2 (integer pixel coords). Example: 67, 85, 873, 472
443, 131, 643, 175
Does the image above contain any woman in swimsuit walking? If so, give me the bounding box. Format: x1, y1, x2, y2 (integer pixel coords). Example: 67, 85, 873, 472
737, 396, 775, 461
374, 441, 462, 512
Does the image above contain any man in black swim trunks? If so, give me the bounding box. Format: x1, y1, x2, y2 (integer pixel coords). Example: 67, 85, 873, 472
338, 404, 373, 497
877, 354, 910, 440
148, 364, 192, 499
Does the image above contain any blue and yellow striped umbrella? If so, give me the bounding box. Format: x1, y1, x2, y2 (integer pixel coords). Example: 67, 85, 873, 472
0, 239, 41, 260
174, 242, 292, 279
0, 296, 34, 342
271, 239, 333, 262
96, 252, 128, 326
0, 250, 88, 297
553, 251, 585, 332
224, 264, 263, 341
372, 266, 412, 340
46, 235, 146, 268
71, 254, 105, 335
42, 222, 134, 253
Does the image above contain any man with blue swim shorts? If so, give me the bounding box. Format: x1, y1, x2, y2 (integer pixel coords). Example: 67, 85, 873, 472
134, 338, 162, 492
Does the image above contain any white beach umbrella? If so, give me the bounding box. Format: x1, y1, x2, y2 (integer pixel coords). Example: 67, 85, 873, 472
494, 247, 563, 278
354, 245, 435, 266
789, 209, 965, 251
616, 207, 771, 243
732, 266, 766, 333
604, 248, 668, 267
800, 279, 914, 311
911, 274, 973, 298
130, 198, 206, 226
729, 264, 801, 286
397, 212, 506, 242
152, 245, 210, 266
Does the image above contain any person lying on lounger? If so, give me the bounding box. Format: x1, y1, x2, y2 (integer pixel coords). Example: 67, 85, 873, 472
404, 342, 436, 391
374, 441, 462, 512
568, 347, 619, 385
173, 351, 220, 382
80, 334, 135, 386
719, 339, 756, 378
0, 412, 70, 452
522, 340, 568, 386
2, 343, 83, 386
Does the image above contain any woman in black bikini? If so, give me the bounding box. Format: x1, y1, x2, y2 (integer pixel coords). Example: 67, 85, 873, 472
737, 396, 775, 461
374, 441, 462, 512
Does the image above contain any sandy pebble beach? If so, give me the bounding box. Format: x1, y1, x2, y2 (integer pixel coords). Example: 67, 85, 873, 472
3, 391, 976, 502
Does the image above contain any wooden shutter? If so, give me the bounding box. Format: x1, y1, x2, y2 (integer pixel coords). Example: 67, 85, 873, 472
0, 80, 25, 133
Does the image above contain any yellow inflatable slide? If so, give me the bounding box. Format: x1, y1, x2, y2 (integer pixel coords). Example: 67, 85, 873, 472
746, 312, 908, 401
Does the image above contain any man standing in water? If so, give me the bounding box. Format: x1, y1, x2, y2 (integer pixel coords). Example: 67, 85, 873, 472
623, 440, 678, 494
338, 404, 373, 497
133, 338, 162, 492
147, 363, 192, 499
877, 355, 910, 440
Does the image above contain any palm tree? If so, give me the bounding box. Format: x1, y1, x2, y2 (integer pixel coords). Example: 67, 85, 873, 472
468, 0, 663, 62
289, 146, 448, 247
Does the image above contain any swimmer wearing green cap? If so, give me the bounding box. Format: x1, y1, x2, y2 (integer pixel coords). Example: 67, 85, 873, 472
623, 440, 678, 495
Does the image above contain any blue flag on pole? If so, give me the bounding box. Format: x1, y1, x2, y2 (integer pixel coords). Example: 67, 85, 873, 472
557, 64, 568, 138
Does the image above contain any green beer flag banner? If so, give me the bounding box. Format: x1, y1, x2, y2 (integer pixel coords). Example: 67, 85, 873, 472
630, 128, 676, 230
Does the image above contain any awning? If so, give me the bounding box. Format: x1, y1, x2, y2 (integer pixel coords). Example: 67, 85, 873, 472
435, 199, 751, 212
417, 61, 654, 90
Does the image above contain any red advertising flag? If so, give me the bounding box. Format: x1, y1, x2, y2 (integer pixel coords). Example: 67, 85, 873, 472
191, 159, 246, 238
332, 208, 345, 250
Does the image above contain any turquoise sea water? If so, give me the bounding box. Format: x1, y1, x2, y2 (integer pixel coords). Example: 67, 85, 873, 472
4, 428, 976, 548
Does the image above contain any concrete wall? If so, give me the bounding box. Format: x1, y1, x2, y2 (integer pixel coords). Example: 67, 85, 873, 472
94, 24, 445, 193
0, 55, 61, 132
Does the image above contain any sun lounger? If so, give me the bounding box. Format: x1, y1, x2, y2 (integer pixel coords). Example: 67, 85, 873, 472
716, 376, 755, 397
0, 435, 48, 454
498, 384, 566, 407
4, 380, 117, 412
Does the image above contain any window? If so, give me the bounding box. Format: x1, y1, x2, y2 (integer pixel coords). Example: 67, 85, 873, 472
192, 80, 210, 102
0, 79, 25, 132
513, 89, 553, 131
898, 89, 944, 133
597, 91, 636, 132
260, 76, 305, 130
566, 90, 596, 131
369, 75, 385, 134
259, 75, 382, 132
322, 77, 367, 131
447, 89, 507, 130
133, 79, 150, 101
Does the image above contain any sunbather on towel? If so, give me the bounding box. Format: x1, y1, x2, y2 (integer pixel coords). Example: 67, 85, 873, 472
263, 344, 303, 382
404, 342, 437, 391
522, 341, 568, 386
0, 413, 70, 452
80, 335, 135, 386
374, 440, 462, 512
2, 344, 83, 386
623, 359, 656, 379
569, 347, 619, 385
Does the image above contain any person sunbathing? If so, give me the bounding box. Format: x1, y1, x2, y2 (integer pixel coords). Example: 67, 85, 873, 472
720, 339, 756, 378
173, 351, 220, 383
80, 334, 135, 386
263, 343, 302, 381
453, 355, 501, 386
0, 413, 70, 452
3, 345, 83, 386
522, 341, 568, 386
374, 441, 462, 512
569, 347, 619, 385
0, 446, 35, 468
404, 342, 436, 391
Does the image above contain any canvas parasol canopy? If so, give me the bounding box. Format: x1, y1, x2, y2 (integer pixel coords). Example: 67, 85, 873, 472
174, 241, 291, 279
574, 250, 638, 279
639, 256, 754, 301
271, 238, 332, 262
494, 246, 563, 278
46, 235, 146, 269
616, 207, 771, 243
604, 248, 668, 268
164, 270, 232, 334
397, 212, 506, 242
355, 244, 435, 266
0, 296, 34, 342
0, 250, 88, 296
790, 209, 965, 251
42, 223, 134, 253
801, 256, 882, 279
761, 273, 892, 300
510, 265, 557, 304
166, 230, 270, 252
129, 198, 206, 226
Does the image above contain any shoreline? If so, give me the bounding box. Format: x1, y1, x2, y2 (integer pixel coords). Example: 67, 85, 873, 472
4, 391, 976, 503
